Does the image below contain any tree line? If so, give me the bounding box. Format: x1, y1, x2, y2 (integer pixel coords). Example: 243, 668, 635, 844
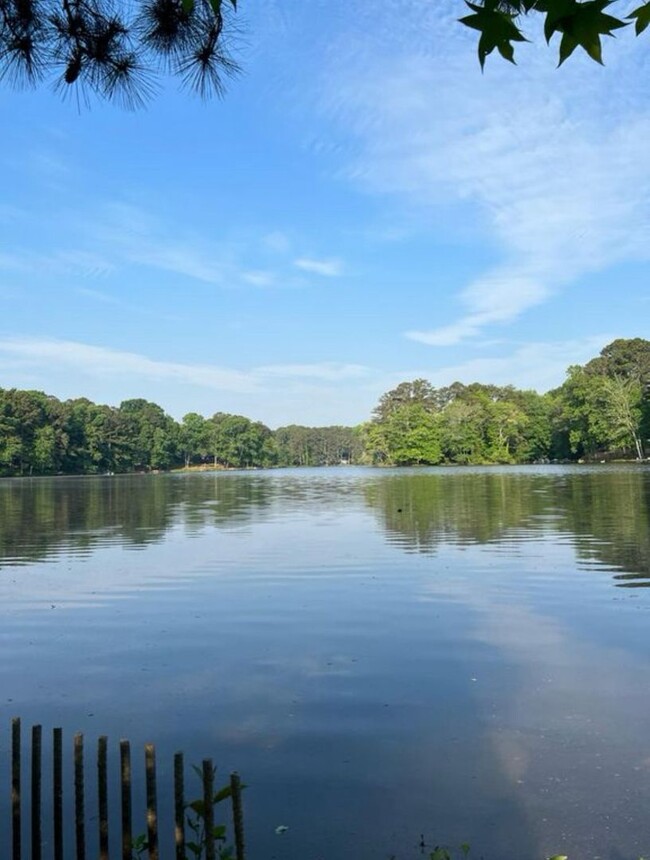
0, 395, 362, 476
363, 338, 650, 466
0, 338, 648, 476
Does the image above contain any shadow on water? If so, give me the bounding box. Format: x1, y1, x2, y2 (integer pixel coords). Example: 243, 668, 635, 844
363, 466, 650, 587
1, 466, 649, 587
0, 473, 279, 567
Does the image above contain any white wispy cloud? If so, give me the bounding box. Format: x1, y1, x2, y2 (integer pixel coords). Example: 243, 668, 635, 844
321, 3, 650, 345
294, 257, 344, 277
264, 231, 291, 253
0, 248, 113, 279
0, 338, 257, 393
241, 270, 277, 287
398, 335, 615, 394
77, 288, 117, 304
74, 203, 344, 289
0, 338, 374, 398
0, 334, 609, 428
256, 362, 370, 381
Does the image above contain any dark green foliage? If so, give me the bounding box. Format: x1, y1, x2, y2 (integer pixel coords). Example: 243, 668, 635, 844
366, 339, 649, 466
133, 770, 240, 860
460, 0, 647, 68
364, 380, 551, 466
209, 412, 276, 469
0, 0, 238, 105
274, 424, 362, 467
551, 338, 650, 460
0, 338, 647, 477
0, 389, 361, 476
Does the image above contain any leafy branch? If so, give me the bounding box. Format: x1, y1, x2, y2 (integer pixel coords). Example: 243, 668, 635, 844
132, 766, 243, 860
0, 0, 238, 105
459, 0, 650, 67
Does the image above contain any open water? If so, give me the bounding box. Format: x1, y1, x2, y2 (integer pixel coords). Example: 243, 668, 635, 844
1, 466, 649, 859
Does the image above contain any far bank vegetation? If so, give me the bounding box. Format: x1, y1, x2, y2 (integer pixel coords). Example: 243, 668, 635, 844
0, 339, 648, 476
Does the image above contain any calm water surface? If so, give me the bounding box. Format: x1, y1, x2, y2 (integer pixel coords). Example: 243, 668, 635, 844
1, 466, 649, 859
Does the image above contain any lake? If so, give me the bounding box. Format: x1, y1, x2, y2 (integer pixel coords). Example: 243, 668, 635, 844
1, 465, 649, 860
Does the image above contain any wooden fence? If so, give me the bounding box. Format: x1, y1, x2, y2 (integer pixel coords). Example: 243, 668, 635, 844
6, 718, 245, 860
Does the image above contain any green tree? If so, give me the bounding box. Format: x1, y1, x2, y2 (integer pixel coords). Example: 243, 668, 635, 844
372, 379, 440, 422
587, 338, 650, 450
485, 398, 529, 463
180, 412, 212, 467
551, 339, 650, 460
601, 376, 645, 459
0, 389, 65, 475
551, 366, 613, 457
209, 412, 274, 468
364, 402, 442, 465
274, 424, 362, 466
438, 397, 488, 464
119, 398, 179, 470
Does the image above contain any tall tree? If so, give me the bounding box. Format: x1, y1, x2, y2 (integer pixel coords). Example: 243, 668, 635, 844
180, 412, 211, 467
372, 379, 440, 422
119, 398, 178, 470
601, 376, 645, 459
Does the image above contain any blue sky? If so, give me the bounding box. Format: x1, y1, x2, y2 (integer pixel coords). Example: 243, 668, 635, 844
1, 0, 649, 427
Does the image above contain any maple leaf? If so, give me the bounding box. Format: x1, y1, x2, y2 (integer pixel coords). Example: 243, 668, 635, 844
459, 0, 528, 68
629, 0, 650, 34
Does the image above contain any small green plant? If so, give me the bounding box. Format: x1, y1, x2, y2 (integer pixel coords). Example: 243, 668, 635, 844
422, 841, 471, 860
131, 833, 149, 859
185, 765, 238, 859
133, 766, 242, 860
417, 843, 569, 860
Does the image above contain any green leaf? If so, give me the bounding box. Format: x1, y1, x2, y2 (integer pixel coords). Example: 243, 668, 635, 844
629, 1, 650, 34
187, 842, 202, 856
558, 30, 579, 63
209, 0, 222, 15
541, 0, 578, 42
546, 0, 628, 65
459, 1, 528, 68
548, 855, 569, 860
188, 799, 206, 817
213, 784, 233, 803
497, 39, 516, 62
460, 843, 471, 857
212, 824, 227, 839
181, 0, 194, 13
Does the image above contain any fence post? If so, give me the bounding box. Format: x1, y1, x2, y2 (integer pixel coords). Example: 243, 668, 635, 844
202, 759, 215, 860
230, 771, 245, 860
11, 717, 21, 860
53, 727, 63, 860
5, 720, 246, 860
31, 725, 42, 860
74, 732, 86, 860
120, 740, 132, 860
145, 743, 159, 860
174, 752, 185, 860
98, 736, 109, 860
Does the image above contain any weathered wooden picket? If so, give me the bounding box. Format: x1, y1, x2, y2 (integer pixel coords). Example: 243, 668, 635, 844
6, 718, 245, 860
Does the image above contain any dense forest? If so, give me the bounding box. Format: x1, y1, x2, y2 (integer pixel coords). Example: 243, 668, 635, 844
0, 338, 648, 476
